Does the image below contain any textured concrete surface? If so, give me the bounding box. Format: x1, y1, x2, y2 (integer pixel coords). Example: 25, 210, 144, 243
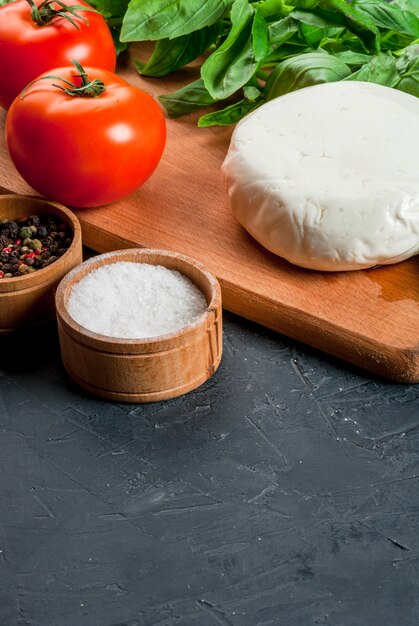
0, 312, 418, 626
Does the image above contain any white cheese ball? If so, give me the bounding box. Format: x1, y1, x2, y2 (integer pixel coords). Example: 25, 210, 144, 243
222, 81, 419, 271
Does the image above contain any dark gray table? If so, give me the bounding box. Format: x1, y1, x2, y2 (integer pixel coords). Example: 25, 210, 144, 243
1, 312, 418, 626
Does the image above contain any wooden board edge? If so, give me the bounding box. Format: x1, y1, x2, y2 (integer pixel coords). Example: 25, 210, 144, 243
79, 222, 419, 384
222, 282, 419, 383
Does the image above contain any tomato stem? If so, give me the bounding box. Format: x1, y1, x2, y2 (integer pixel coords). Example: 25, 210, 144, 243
25, 0, 100, 29
20, 60, 106, 99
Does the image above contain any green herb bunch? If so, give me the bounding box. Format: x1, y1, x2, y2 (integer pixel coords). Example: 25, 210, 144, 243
93, 0, 419, 125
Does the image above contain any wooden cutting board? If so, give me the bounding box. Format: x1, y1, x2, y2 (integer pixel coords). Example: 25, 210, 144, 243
1, 45, 418, 382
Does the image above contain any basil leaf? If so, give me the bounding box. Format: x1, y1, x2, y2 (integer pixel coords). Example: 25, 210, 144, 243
135, 25, 221, 77
345, 53, 400, 87
264, 42, 309, 64
110, 26, 130, 55
383, 33, 414, 52
158, 79, 217, 118
121, 0, 234, 42
265, 50, 351, 99
89, 0, 130, 53
354, 2, 419, 39
243, 84, 262, 100
291, 0, 380, 51
391, 0, 419, 12
258, 0, 293, 20
291, 8, 339, 28
198, 98, 262, 126
110, 0, 418, 127
334, 50, 372, 66
396, 43, 419, 71
201, 0, 258, 99
396, 44, 419, 96
89, 0, 129, 18
291, 0, 319, 8
268, 16, 299, 46
252, 8, 270, 61
320, 0, 380, 51
299, 22, 325, 48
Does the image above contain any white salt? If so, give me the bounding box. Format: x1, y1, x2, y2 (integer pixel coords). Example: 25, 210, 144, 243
67, 261, 208, 339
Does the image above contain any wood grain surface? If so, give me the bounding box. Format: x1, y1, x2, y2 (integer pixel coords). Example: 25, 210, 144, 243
1, 44, 418, 382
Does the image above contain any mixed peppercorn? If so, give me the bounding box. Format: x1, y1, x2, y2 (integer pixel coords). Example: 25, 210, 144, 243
0, 214, 73, 278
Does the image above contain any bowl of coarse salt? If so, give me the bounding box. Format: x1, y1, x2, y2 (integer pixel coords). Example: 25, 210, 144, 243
55, 248, 222, 402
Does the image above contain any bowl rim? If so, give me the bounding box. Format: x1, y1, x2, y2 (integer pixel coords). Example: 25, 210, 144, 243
55, 247, 222, 350
0, 194, 82, 291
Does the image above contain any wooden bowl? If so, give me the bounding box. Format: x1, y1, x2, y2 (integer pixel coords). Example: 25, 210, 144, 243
0, 194, 82, 335
55, 248, 223, 403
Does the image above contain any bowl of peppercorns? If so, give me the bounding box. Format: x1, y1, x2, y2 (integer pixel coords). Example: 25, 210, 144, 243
0, 194, 82, 334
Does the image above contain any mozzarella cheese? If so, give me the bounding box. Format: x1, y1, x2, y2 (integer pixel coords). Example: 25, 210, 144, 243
222, 81, 419, 271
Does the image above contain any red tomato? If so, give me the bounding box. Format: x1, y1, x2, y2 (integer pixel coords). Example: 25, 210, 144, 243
0, 0, 116, 109
6, 64, 166, 207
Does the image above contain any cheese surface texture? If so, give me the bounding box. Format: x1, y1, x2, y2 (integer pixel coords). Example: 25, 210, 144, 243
222, 81, 419, 271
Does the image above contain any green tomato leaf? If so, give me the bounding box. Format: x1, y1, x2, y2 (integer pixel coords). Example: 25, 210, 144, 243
344, 53, 399, 87
135, 25, 221, 77
201, 0, 258, 99
354, 2, 419, 39
198, 98, 262, 126
265, 50, 351, 99
121, 0, 234, 42
396, 44, 419, 96
158, 79, 218, 118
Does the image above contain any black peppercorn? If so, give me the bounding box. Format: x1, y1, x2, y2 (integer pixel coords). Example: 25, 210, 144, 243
8, 221, 19, 238
37, 226, 48, 238
0, 213, 73, 278
27, 215, 41, 227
